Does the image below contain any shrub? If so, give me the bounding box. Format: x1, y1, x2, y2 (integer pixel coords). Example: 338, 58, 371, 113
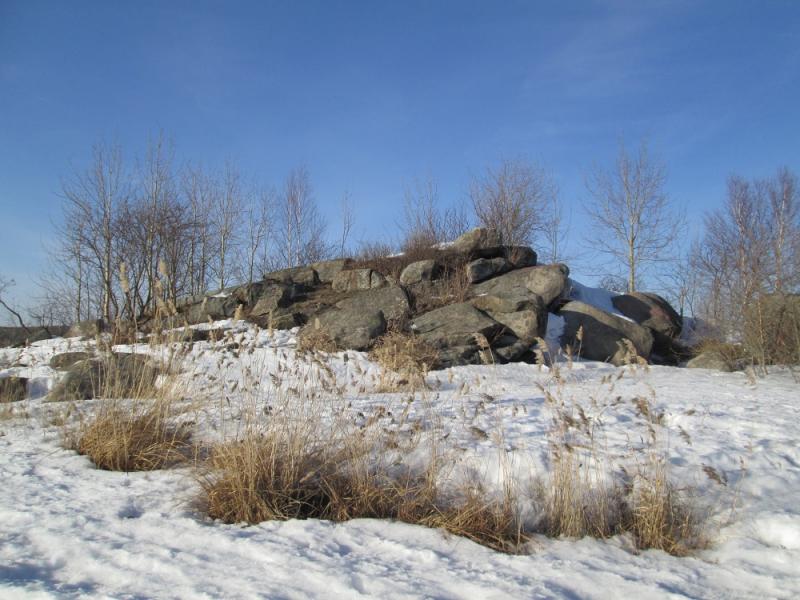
73, 403, 191, 471
198, 391, 527, 553
534, 375, 709, 555
743, 293, 800, 367
369, 330, 439, 390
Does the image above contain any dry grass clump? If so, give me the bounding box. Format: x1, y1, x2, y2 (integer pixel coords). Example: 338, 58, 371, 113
693, 339, 747, 367
623, 454, 707, 556
369, 330, 439, 390
0, 376, 27, 403
198, 392, 527, 553
296, 327, 338, 353
411, 259, 472, 314
534, 374, 709, 556
49, 351, 161, 402
73, 403, 192, 471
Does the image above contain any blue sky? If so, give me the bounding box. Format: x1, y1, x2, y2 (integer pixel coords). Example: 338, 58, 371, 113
1, 0, 798, 309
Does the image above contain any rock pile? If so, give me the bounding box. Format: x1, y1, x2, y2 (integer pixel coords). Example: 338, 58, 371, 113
169, 228, 687, 369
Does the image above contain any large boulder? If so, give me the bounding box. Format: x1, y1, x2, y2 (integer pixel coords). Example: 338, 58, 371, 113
686, 351, 735, 372
264, 266, 319, 288
489, 307, 546, 344
0, 376, 27, 402
249, 283, 299, 317
49, 353, 159, 401
49, 359, 102, 401
466, 258, 510, 284
504, 246, 537, 269
526, 264, 569, 307
611, 292, 682, 338
399, 259, 440, 286
450, 227, 500, 254
335, 285, 410, 323
311, 259, 352, 284
302, 307, 386, 351
411, 303, 507, 367
611, 292, 683, 359
332, 269, 375, 292
180, 293, 239, 323
469, 267, 540, 307
559, 301, 654, 365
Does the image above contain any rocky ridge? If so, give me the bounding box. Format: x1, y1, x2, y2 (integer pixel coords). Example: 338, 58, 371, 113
167, 228, 688, 369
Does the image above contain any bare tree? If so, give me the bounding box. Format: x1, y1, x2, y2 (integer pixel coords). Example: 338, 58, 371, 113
469, 159, 558, 248
338, 191, 355, 258
696, 168, 799, 314
182, 164, 215, 295
767, 167, 800, 293
60, 141, 129, 321
240, 185, 273, 283
540, 187, 573, 264
210, 163, 244, 289
0, 276, 30, 332
274, 167, 328, 268
585, 140, 683, 292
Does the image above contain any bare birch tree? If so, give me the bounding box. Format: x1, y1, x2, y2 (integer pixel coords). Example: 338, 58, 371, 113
585, 140, 682, 292
59, 141, 128, 321
210, 163, 244, 289
275, 167, 328, 268
240, 185, 273, 283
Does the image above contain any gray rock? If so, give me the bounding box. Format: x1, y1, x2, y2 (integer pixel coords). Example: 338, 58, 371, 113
332, 269, 374, 292
231, 282, 269, 307
49, 359, 102, 401
335, 286, 410, 323
399, 259, 440, 285
526, 264, 569, 307
686, 351, 734, 372
466, 257, 510, 284
370, 271, 388, 289
470, 294, 539, 315
181, 294, 240, 323
411, 303, 506, 367
265, 266, 320, 288
305, 307, 386, 351
504, 246, 537, 269
559, 301, 654, 365
249, 283, 298, 317
0, 376, 27, 402
611, 292, 682, 339
470, 267, 539, 307
490, 308, 546, 344
311, 259, 352, 284
450, 227, 500, 254
493, 336, 536, 362
49, 353, 159, 401
49, 352, 92, 370
611, 292, 683, 359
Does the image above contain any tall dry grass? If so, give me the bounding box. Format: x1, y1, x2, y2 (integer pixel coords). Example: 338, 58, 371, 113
532, 366, 709, 555
196, 367, 528, 553
65, 283, 196, 472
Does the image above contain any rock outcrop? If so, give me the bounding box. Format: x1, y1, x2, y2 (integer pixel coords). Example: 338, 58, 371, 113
559, 301, 654, 365
144, 227, 686, 370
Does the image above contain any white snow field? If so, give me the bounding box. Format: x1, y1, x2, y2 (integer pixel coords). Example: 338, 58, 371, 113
1, 319, 799, 599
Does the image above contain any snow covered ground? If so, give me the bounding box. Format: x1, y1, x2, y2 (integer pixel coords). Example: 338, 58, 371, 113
1, 321, 799, 599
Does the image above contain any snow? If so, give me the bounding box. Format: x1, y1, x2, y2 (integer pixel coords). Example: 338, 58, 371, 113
1, 318, 799, 598
566, 278, 625, 317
